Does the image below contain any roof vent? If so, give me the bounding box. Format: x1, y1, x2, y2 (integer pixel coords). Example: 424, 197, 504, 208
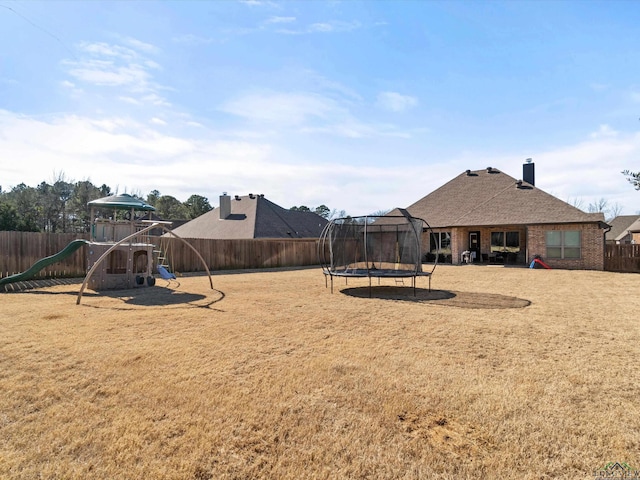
516, 180, 523, 188
249, 193, 255, 199
486, 166, 493, 173
466, 169, 471, 176
235, 195, 240, 200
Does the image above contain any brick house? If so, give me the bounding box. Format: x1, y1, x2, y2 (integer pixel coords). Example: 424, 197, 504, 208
394, 163, 609, 270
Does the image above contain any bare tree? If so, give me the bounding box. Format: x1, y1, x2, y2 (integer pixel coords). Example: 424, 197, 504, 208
587, 198, 609, 215
608, 202, 623, 220
369, 209, 392, 216
567, 196, 585, 211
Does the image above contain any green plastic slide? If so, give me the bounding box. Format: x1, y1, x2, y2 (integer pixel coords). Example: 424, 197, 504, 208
0, 239, 90, 287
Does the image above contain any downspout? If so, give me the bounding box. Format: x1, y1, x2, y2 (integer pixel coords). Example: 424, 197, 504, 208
600, 221, 612, 270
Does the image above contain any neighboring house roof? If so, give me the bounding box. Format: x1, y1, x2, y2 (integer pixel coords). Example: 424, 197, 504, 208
606, 215, 640, 241
396, 167, 605, 228
615, 217, 640, 241
170, 194, 328, 239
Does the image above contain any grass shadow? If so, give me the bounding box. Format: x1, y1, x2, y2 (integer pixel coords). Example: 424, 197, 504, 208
83, 286, 226, 311
341, 287, 530, 309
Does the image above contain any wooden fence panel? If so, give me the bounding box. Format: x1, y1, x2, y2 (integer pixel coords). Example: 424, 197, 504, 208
0, 231, 323, 280
0, 231, 89, 279
604, 244, 640, 273
144, 236, 321, 273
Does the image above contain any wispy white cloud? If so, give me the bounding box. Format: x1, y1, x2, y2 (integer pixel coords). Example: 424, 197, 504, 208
59, 80, 84, 98
79, 42, 137, 60
121, 37, 160, 54
66, 60, 152, 88
238, 0, 280, 7
376, 91, 418, 112
119, 96, 143, 106
276, 20, 361, 35
141, 93, 171, 107
301, 122, 412, 139
590, 124, 618, 138
172, 34, 215, 45
277, 68, 362, 101
220, 89, 417, 139
265, 16, 296, 24
220, 91, 342, 125
62, 38, 168, 108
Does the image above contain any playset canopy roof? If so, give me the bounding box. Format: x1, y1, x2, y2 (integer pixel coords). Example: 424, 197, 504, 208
88, 193, 155, 211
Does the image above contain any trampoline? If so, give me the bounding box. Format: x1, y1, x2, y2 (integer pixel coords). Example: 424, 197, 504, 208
318, 209, 438, 296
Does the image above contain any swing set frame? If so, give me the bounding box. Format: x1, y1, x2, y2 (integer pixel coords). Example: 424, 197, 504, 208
77, 221, 213, 305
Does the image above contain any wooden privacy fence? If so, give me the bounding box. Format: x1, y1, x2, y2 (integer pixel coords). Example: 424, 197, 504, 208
604, 244, 640, 273
0, 231, 322, 279
3, 231, 639, 278
0, 231, 90, 279
153, 236, 322, 273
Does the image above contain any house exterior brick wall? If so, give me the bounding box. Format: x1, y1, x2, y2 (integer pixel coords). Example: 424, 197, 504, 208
527, 223, 604, 270
424, 223, 605, 270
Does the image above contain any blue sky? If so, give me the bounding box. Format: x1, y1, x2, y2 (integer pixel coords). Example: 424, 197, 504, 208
1, 0, 639, 217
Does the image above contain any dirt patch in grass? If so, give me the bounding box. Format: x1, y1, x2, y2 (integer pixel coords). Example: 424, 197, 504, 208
1, 265, 639, 479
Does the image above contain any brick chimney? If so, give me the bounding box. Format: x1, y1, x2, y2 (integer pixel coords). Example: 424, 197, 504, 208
219, 193, 231, 219
523, 159, 535, 186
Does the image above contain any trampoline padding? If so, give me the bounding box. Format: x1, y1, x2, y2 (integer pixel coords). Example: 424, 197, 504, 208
327, 268, 430, 278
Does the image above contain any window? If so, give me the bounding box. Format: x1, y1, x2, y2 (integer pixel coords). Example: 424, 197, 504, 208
490, 231, 520, 253
430, 232, 451, 253
546, 231, 581, 259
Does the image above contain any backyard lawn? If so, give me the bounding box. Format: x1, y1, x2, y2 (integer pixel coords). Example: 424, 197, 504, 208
1, 265, 639, 479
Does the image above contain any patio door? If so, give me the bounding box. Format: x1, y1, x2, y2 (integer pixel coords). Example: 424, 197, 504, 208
469, 231, 480, 262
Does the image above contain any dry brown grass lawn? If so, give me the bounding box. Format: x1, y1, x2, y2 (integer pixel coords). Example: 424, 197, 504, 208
1, 265, 639, 479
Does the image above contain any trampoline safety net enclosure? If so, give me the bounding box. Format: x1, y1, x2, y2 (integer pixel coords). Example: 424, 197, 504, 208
318, 210, 438, 296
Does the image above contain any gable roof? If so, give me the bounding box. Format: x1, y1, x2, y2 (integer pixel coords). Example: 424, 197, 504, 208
606, 215, 640, 241
170, 194, 328, 239
398, 167, 605, 228
614, 217, 640, 241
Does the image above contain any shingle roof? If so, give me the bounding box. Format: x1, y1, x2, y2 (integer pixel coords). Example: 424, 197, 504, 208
606, 215, 640, 241
397, 168, 605, 228
614, 217, 640, 241
170, 195, 328, 239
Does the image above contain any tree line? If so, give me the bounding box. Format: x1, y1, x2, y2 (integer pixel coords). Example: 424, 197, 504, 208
0, 175, 214, 233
